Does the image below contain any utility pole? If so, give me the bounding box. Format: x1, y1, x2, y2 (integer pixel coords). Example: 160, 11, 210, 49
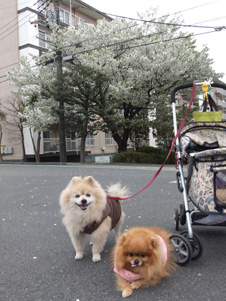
54, 0, 67, 163
56, 50, 67, 163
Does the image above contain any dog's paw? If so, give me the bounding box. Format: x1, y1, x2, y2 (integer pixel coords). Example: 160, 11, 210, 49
75, 252, 83, 260
92, 254, 101, 262
122, 287, 133, 298
131, 281, 141, 290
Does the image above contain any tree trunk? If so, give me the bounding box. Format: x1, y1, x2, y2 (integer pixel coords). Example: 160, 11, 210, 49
36, 132, 41, 163
29, 128, 40, 163
19, 124, 27, 162
80, 136, 86, 163
79, 117, 88, 163
58, 99, 67, 163
0, 126, 3, 163
112, 128, 130, 153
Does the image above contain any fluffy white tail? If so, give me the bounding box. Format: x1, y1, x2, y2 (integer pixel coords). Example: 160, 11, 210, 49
107, 183, 129, 200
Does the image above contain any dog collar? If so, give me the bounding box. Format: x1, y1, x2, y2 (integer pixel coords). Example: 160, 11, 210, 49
113, 266, 143, 282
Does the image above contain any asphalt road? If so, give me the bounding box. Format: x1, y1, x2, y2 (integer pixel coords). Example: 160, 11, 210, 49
1, 163, 226, 301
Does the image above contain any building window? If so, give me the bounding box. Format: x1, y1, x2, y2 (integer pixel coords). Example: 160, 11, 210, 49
43, 131, 58, 152
74, 16, 86, 28
66, 132, 76, 151
105, 132, 114, 145
60, 9, 70, 25
39, 31, 46, 48
85, 134, 95, 146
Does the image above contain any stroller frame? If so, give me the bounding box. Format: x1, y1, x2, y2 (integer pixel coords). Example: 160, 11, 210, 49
170, 81, 226, 265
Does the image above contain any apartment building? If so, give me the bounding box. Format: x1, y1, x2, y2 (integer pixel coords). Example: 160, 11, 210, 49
0, 0, 118, 162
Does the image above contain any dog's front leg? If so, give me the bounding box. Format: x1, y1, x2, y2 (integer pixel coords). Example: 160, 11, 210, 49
117, 276, 133, 298
91, 218, 111, 262
69, 231, 85, 260
131, 280, 143, 290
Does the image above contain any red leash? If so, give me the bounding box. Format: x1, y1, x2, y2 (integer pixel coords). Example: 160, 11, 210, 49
107, 83, 196, 201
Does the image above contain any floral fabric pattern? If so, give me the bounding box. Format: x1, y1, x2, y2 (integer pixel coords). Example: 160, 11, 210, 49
188, 160, 226, 213
180, 122, 226, 156
179, 122, 226, 213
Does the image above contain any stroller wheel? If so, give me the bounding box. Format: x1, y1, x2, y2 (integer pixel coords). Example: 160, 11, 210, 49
179, 204, 186, 225
173, 209, 180, 231
180, 231, 203, 260
170, 234, 192, 265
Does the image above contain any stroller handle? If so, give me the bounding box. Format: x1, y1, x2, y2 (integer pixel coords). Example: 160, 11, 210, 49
171, 82, 226, 103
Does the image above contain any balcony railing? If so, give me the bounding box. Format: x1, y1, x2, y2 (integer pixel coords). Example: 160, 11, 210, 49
43, 138, 77, 153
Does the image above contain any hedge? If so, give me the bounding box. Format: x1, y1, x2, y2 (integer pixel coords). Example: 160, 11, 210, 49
112, 150, 175, 164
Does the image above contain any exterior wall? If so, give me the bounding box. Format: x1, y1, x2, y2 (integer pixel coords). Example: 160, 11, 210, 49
85, 132, 118, 155
0, 0, 21, 160
0, 0, 115, 161
23, 127, 44, 155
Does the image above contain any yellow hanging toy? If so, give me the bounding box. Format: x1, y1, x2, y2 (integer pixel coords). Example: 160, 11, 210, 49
193, 81, 222, 122
202, 82, 209, 100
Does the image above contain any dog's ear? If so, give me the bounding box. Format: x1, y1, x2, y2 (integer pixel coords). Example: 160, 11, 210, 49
150, 236, 156, 248
120, 233, 127, 245
85, 176, 96, 186
70, 176, 82, 184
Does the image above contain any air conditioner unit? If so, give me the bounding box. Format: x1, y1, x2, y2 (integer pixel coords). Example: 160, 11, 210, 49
4, 147, 13, 154
46, 10, 56, 24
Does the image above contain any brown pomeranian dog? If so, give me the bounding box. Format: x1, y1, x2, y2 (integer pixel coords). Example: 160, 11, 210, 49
113, 226, 176, 298
59, 176, 128, 263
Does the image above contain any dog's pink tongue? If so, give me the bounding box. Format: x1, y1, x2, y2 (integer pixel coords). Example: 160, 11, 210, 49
131, 264, 137, 268
81, 205, 87, 210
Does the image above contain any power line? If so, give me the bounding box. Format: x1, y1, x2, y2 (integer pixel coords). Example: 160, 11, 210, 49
153, 0, 221, 20
74, 0, 222, 29
0, 63, 19, 83
1, 0, 34, 10
41, 0, 226, 54
0, 62, 19, 71
43, 11, 225, 57
0, 79, 9, 85
193, 15, 226, 26
1, 1, 225, 74
0, 1, 39, 36
97, 13, 220, 30
0, 0, 52, 41
125, 30, 218, 51
69, 29, 216, 57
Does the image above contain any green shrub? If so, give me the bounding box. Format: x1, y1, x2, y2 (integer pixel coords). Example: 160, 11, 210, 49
138, 146, 160, 154
112, 151, 151, 164
112, 150, 175, 164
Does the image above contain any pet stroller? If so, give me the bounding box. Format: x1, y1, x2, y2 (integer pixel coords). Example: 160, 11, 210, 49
169, 81, 226, 265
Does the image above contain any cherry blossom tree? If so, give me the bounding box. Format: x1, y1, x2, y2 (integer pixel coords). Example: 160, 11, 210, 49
55, 10, 221, 151
8, 57, 57, 162
8, 8, 223, 158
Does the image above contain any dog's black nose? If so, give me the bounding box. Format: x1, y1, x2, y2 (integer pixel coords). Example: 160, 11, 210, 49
134, 259, 140, 265
81, 199, 87, 205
